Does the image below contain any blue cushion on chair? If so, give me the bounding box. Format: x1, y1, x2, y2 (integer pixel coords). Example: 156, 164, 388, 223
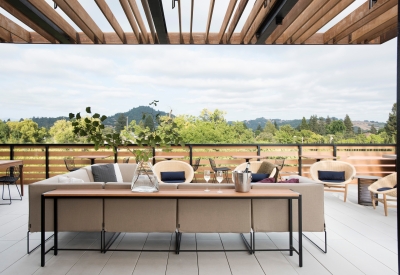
318, 171, 345, 182
161, 171, 185, 183
251, 173, 270, 182
377, 187, 394, 192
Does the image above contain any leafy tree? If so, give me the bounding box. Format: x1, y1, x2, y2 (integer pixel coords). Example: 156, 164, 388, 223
299, 117, 309, 131
308, 115, 318, 133
6, 119, 47, 143
274, 120, 279, 130
274, 125, 296, 143
357, 127, 362, 134
199, 109, 226, 123
317, 117, 326, 135
49, 120, 77, 143
0, 121, 9, 143
326, 120, 346, 134
115, 114, 127, 133
255, 124, 262, 136
370, 124, 377, 134
264, 120, 277, 135
384, 103, 396, 143
343, 114, 353, 133
143, 115, 155, 132
325, 116, 331, 125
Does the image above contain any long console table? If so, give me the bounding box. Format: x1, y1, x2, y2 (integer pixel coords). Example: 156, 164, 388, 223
41, 189, 302, 267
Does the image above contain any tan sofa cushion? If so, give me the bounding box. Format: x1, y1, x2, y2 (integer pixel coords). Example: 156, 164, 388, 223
251, 183, 325, 232
29, 182, 104, 232
178, 199, 251, 233
104, 199, 177, 232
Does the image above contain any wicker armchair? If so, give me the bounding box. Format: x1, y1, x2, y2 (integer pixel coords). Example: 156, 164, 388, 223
310, 161, 356, 202
153, 160, 194, 184
63, 157, 80, 172
368, 173, 397, 216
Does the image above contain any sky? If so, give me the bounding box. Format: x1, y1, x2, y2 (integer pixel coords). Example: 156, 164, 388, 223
0, 0, 397, 123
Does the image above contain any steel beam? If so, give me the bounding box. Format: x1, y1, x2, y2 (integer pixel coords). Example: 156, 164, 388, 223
147, 0, 169, 44
4, 0, 73, 43
255, 0, 299, 44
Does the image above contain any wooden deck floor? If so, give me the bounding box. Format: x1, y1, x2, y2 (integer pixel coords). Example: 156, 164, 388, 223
0, 185, 397, 275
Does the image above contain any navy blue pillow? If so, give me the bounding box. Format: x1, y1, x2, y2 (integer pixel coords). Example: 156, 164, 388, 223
318, 170, 345, 182
161, 171, 185, 183
251, 173, 270, 182
377, 187, 394, 192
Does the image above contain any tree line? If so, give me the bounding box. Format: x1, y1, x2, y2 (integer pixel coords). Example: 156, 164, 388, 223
0, 103, 396, 144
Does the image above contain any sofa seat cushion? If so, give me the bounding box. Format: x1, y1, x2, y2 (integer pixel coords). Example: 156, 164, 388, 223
92, 164, 117, 183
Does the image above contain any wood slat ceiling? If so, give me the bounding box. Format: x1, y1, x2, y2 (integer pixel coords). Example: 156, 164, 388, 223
0, 0, 397, 45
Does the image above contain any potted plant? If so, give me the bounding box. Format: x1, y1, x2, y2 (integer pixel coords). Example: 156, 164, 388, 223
68, 100, 184, 192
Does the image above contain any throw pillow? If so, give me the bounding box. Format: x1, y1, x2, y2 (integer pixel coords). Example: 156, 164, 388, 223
69, 177, 85, 183
161, 171, 185, 183
258, 177, 275, 183
318, 170, 345, 182
113, 163, 124, 183
278, 178, 300, 183
257, 161, 275, 174
251, 173, 269, 182
91, 164, 117, 182
58, 176, 70, 183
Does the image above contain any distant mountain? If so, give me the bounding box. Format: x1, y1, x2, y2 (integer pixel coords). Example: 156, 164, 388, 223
31, 106, 169, 129
238, 118, 303, 130
103, 106, 169, 126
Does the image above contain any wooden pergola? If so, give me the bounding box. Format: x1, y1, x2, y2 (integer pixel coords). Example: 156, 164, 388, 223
0, 0, 397, 45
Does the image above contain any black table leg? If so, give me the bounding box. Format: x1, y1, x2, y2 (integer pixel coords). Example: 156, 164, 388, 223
298, 194, 303, 267
289, 199, 293, 256
54, 198, 58, 256
41, 194, 45, 267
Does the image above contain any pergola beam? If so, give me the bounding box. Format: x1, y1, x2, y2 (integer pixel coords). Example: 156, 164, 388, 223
177, 0, 183, 43
324, 0, 397, 44
141, 0, 156, 44
279, 0, 328, 44
27, 0, 77, 43
217, 0, 238, 44
350, 5, 397, 44
226, 0, 248, 42
53, 0, 96, 43
297, 0, 354, 44
120, 0, 141, 43
267, 0, 313, 44
3, 0, 72, 43
128, 0, 149, 44
244, 0, 279, 44
95, 0, 126, 44
379, 25, 397, 43
205, 0, 215, 43
0, 13, 30, 42
239, 0, 264, 43
147, 0, 169, 44
0, 0, 55, 43
0, 24, 11, 42
63, 0, 104, 44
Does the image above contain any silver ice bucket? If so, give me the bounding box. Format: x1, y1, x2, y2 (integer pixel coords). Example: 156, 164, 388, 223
232, 171, 252, 193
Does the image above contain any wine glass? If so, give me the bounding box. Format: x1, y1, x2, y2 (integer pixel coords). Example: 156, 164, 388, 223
216, 171, 223, 193
204, 170, 210, 192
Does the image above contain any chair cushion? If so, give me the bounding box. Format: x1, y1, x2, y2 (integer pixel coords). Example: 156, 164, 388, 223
161, 171, 185, 183
278, 178, 300, 183
257, 177, 275, 183
257, 161, 275, 174
318, 170, 345, 182
321, 179, 345, 183
0, 176, 18, 183
377, 187, 394, 192
251, 173, 269, 182
91, 164, 117, 183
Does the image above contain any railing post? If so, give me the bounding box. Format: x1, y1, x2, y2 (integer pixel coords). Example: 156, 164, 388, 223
333, 145, 337, 159
298, 145, 302, 176
114, 146, 118, 163
189, 145, 193, 166
152, 147, 156, 165
45, 145, 49, 179
257, 145, 261, 156
10, 145, 14, 160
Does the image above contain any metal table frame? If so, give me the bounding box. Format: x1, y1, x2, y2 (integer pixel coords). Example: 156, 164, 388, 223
40, 190, 303, 267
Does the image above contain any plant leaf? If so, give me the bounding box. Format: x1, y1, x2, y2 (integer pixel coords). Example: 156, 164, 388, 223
86, 107, 91, 113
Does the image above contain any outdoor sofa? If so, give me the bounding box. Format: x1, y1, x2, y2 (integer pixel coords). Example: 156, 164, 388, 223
28, 163, 325, 251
